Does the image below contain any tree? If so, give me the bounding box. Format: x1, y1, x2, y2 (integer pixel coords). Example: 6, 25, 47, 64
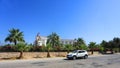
14, 42, 30, 59
80, 44, 88, 50
113, 37, 120, 52
26, 43, 34, 52
73, 38, 86, 50
77, 38, 85, 45
46, 43, 52, 57
97, 44, 104, 53
88, 42, 96, 54
64, 44, 73, 53
5, 28, 25, 45
100, 40, 108, 51
107, 40, 114, 53
47, 32, 60, 49
41, 44, 46, 52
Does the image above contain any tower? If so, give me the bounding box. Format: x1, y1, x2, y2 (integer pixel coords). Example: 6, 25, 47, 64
34, 33, 42, 46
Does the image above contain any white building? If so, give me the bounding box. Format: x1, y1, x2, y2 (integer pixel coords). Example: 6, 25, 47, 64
34, 35, 75, 46
60, 39, 74, 45
39, 36, 47, 46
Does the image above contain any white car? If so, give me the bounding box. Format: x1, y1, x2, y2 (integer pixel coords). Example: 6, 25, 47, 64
67, 50, 88, 60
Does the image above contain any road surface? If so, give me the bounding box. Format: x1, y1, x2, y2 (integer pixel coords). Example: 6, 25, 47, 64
0, 54, 120, 68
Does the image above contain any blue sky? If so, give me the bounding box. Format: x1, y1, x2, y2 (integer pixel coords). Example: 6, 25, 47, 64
0, 0, 120, 44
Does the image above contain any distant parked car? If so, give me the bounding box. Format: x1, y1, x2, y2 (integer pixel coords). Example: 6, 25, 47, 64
67, 50, 88, 60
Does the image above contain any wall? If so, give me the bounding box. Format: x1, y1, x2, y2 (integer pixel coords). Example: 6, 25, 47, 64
0, 52, 68, 59
0, 51, 100, 59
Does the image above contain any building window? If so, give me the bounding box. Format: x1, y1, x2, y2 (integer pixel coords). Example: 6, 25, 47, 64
65, 41, 68, 44
70, 41, 72, 44
61, 41, 64, 44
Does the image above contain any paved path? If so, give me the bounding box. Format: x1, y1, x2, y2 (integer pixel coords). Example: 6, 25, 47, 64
0, 54, 120, 68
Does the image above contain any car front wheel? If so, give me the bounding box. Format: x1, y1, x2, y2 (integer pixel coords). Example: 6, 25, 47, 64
73, 56, 76, 60
84, 55, 88, 59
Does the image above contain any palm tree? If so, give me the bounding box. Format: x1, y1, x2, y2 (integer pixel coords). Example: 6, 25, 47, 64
14, 42, 29, 59
47, 32, 60, 48
77, 38, 85, 45
14, 42, 26, 59
100, 40, 107, 47
73, 38, 86, 49
88, 42, 96, 54
46, 43, 52, 57
5, 28, 25, 45
108, 40, 114, 53
80, 44, 88, 50
113, 37, 120, 52
64, 44, 73, 53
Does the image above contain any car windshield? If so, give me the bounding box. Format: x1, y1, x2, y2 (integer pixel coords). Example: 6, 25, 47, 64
72, 50, 77, 53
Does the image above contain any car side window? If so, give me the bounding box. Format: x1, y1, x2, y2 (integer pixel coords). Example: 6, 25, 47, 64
78, 51, 82, 53
79, 51, 85, 53
82, 51, 85, 53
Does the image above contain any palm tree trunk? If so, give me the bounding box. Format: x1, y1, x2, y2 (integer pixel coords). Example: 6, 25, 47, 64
67, 50, 69, 53
91, 50, 94, 54
119, 46, 120, 52
47, 50, 50, 57
19, 51, 23, 59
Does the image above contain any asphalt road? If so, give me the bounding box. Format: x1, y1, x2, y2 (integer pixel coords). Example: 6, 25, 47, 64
0, 54, 120, 68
